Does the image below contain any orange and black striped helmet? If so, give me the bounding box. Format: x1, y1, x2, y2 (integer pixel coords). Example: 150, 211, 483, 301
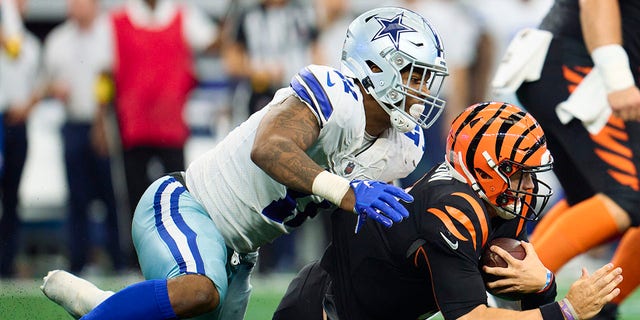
445, 102, 553, 220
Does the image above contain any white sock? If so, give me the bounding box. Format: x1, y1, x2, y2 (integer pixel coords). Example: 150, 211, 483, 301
41, 270, 115, 318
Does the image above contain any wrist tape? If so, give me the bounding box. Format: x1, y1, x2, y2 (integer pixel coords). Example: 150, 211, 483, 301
312, 171, 350, 206
591, 44, 635, 92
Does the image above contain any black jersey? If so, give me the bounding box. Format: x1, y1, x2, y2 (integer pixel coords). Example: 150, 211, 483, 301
320, 163, 556, 320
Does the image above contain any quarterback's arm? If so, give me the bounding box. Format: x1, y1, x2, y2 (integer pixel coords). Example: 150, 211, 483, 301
251, 95, 357, 211
457, 263, 622, 320
580, 0, 640, 121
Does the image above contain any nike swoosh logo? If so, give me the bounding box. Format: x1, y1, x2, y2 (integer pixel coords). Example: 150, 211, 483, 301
440, 232, 459, 250
326, 72, 336, 87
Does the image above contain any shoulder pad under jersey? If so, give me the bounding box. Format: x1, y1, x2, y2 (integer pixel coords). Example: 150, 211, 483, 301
290, 64, 364, 128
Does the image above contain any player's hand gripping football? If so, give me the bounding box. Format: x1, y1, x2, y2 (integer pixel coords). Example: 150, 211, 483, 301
483, 241, 549, 295
349, 180, 413, 233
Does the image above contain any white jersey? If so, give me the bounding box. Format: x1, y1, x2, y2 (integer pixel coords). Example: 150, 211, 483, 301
186, 65, 425, 253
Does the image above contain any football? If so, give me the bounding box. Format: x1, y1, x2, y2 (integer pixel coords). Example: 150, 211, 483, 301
481, 237, 526, 268
480, 237, 527, 301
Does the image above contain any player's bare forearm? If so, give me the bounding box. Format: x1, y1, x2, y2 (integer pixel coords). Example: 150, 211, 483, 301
579, 0, 622, 52
251, 95, 325, 194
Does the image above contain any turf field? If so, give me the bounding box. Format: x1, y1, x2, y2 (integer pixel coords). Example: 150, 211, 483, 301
1, 262, 639, 320
0, 274, 290, 320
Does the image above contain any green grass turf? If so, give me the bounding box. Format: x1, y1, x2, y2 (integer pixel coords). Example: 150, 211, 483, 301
0, 276, 291, 320
2, 274, 639, 319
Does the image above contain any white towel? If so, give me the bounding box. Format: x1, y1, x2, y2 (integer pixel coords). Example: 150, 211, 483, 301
555, 67, 611, 135
492, 28, 553, 96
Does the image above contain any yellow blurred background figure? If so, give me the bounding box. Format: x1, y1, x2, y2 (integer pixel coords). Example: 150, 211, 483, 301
1, 0, 25, 59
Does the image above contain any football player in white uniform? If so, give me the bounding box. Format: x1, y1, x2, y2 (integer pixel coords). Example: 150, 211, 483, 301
41, 6, 448, 320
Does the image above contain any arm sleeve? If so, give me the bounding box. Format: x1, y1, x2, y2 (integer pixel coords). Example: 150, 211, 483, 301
521, 279, 558, 310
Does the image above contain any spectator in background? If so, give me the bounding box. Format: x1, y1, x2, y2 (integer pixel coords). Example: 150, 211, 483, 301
472, 0, 553, 60
0, 0, 43, 278
314, 0, 353, 69
43, 0, 123, 275
102, 0, 219, 266
223, 0, 321, 116
222, 0, 321, 274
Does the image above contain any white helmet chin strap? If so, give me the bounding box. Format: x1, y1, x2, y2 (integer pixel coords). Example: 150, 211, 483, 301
389, 109, 415, 133
368, 88, 420, 133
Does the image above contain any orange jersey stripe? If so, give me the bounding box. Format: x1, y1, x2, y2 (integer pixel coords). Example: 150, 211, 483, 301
574, 66, 592, 74
608, 116, 625, 130
592, 120, 631, 157
444, 205, 477, 250
453, 192, 489, 247
415, 246, 443, 312
427, 208, 469, 242
594, 148, 637, 177
608, 169, 640, 191
414, 245, 427, 268
562, 65, 585, 85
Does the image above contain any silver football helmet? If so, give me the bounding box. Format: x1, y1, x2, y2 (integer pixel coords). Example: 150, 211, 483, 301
341, 7, 448, 132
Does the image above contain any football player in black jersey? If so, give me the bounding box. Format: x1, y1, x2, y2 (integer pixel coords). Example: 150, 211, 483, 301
513, 1, 640, 318
273, 102, 623, 320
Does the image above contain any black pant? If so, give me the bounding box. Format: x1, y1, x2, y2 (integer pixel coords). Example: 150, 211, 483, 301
62, 123, 123, 273
122, 146, 184, 267
0, 120, 27, 277
273, 260, 330, 320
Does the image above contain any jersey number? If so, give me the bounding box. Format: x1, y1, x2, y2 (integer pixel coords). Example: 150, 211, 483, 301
331, 70, 358, 101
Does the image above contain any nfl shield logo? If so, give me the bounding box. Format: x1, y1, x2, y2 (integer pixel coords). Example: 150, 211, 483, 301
344, 162, 355, 175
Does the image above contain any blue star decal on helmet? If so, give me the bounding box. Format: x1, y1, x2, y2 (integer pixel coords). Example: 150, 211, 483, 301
371, 13, 417, 50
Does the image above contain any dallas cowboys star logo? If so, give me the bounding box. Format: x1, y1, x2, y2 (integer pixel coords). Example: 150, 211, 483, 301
371, 13, 417, 50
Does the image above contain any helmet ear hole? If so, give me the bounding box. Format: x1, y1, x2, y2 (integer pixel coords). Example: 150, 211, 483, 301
496, 194, 510, 206
475, 168, 491, 179
500, 162, 513, 174
366, 61, 382, 73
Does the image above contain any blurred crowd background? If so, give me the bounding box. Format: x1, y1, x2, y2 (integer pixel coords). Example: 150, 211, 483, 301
0, 0, 560, 280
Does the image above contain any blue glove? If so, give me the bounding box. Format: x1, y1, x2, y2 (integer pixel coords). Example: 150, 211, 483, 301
349, 180, 413, 233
